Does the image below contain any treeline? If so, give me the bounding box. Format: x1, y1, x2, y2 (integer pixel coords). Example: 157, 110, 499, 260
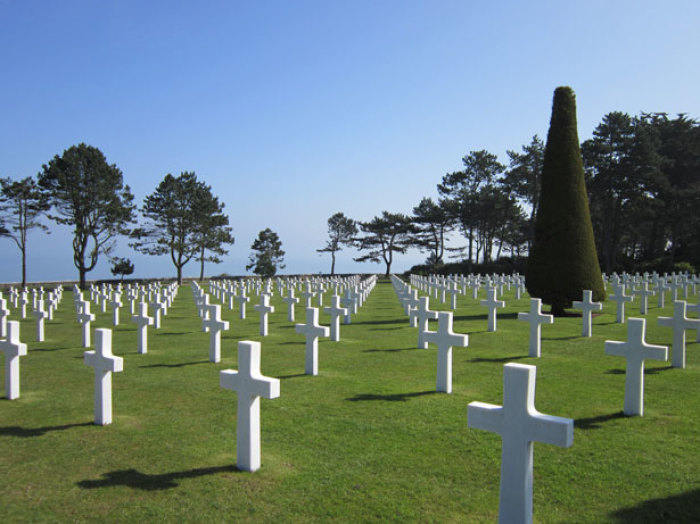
336, 112, 700, 277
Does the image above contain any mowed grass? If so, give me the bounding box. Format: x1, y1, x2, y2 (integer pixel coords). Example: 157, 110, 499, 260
1, 277, 699, 522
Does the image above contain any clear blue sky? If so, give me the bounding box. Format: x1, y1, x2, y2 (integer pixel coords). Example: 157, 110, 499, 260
1, 0, 698, 282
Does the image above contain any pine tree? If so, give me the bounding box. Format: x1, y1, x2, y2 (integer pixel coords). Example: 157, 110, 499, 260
525, 87, 606, 315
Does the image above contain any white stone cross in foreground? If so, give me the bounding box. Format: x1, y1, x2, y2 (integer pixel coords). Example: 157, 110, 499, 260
517, 298, 553, 358
481, 288, 505, 332
468, 363, 574, 524
295, 307, 330, 376
84, 328, 124, 425
572, 290, 602, 337
254, 294, 275, 336
658, 300, 700, 368
131, 302, 154, 355
0, 321, 28, 399
220, 341, 280, 472
423, 311, 468, 393
605, 318, 667, 416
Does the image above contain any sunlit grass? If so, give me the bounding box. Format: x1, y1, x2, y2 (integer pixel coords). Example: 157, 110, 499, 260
0, 278, 698, 522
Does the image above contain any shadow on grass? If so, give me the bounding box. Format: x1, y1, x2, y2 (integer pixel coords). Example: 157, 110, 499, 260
363, 347, 417, 353
277, 373, 307, 379
156, 332, 193, 336
0, 422, 93, 437
542, 335, 582, 341
346, 390, 436, 402
353, 318, 409, 326
469, 355, 529, 363
454, 312, 520, 322
610, 488, 700, 522
77, 464, 237, 491
606, 366, 675, 376
574, 411, 626, 430
140, 360, 210, 369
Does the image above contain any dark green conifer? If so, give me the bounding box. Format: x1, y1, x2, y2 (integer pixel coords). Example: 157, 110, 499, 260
526, 87, 606, 314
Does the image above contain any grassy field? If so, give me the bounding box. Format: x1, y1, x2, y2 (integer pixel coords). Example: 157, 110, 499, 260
1, 277, 698, 522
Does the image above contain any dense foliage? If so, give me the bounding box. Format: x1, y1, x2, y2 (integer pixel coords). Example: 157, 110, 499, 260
247, 228, 285, 278
130, 172, 234, 285
38, 143, 135, 289
525, 86, 605, 314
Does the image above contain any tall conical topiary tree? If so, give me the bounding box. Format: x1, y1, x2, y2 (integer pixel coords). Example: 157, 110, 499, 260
526, 86, 606, 315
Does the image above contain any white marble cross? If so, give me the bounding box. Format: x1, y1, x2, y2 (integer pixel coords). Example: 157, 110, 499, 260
77, 301, 96, 348
658, 300, 700, 368
150, 296, 165, 329
84, 328, 123, 425
572, 290, 602, 337
295, 307, 330, 376
632, 283, 655, 315
423, 311, 468, 393
517, 298, 553, 358
409, 296, 438, 349
254, 294, 275, 336
323, 295, 347, 342
481, 288, 506, 332
468, 363, 574, 524
445, 282, 461, 310
0, 297, 9, 338
236, 291, 250, 320
0, 321, 27, 399
110, 293, 123, 326
33, 300, 49, 342
609, 284, 633, 323
282, 288, 299, 322
605, 318, 667, 416
220, 340, 280, 472
202, 304, 229, 363
131, 302, 154, 354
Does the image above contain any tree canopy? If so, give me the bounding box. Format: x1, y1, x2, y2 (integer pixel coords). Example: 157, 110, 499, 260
354, 211, 414, 276
130, 171, 233, 284
38, 143, 134, 289
0, 176, 50, 287
317, 212, 357, 275
247, 228, 285, 278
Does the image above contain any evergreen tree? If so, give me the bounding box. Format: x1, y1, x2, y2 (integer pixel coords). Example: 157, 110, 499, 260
354, 211, 414, 276
317, 212, 357, 275
0, 176, 50, 287
38, 144, 135, 289
526, 87, 606, 315
247, 228, 285, 278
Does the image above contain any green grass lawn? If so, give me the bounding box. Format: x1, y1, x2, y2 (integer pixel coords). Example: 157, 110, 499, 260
1, 278, 698, 522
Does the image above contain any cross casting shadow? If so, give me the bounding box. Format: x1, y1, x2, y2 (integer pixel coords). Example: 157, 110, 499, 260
77, 464, 237, 491
140, 360, 210, 369
469, 355, 529, 363
574, 411, 626, 430
0, 422, 93, 438
610, 488, 700, 522
346, 390, 436, 402
644, 366, 676, 375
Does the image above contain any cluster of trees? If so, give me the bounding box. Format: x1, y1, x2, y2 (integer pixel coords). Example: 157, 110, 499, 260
0, 144, 236, 288
323, 111, 700, 277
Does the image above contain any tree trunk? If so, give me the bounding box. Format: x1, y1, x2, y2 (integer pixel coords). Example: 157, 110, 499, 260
177, 265, 183, 285
79, 267, 87, 291
21, 247, 27, 288
331, 252, 336, 276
